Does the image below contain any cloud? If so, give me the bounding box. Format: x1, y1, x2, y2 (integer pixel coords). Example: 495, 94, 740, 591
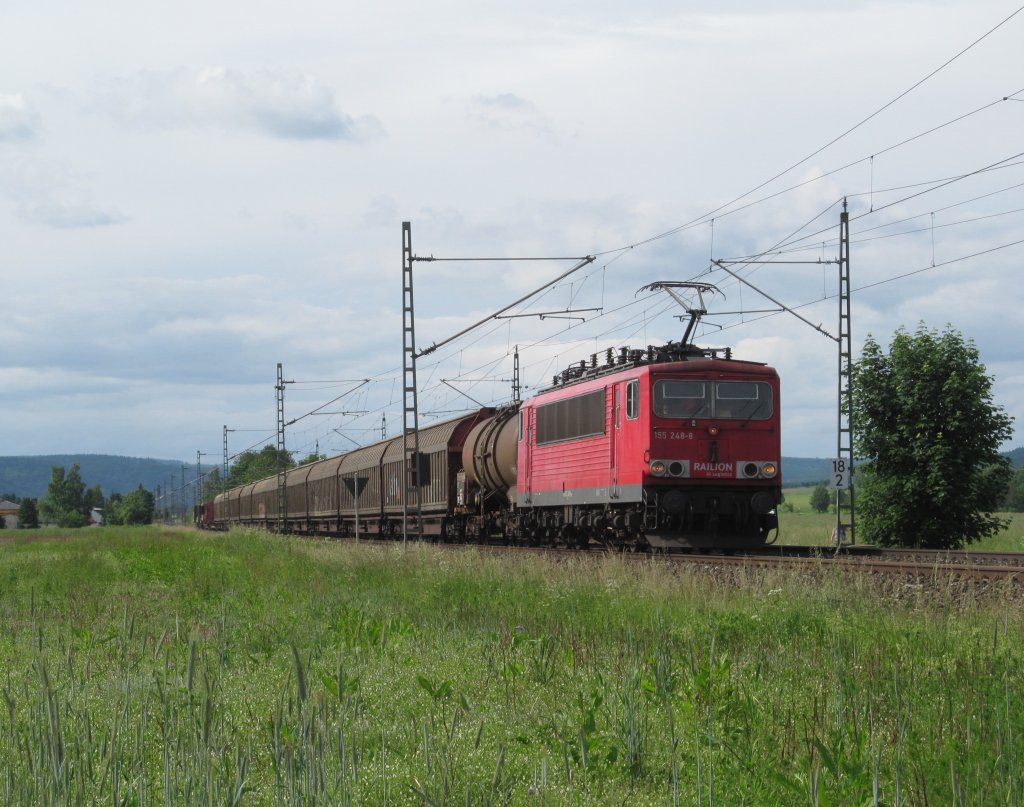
0, 144, 126, 229
90, 67, 384, 141
18, 199, 127, 229
362, 195, 400, 228
469, 92, 554, 140
475, 93, 530, 111
0, 94, 39, 141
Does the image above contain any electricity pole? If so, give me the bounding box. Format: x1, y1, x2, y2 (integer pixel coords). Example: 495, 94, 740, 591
834, 199, 855, 544
711, 201, 855, 545
275, 363, 291, 533
401, 222, 421, 543
196, 450, 208, 516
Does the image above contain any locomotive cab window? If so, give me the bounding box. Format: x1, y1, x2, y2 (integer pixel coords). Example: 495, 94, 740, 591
714, 381, 773, 419
626, 379, 640, 420
653, 380, 709, 418
654, 379, 773, 420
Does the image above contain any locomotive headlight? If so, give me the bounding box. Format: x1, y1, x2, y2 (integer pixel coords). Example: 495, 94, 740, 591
707, 425, 720, 437
760, 462, 778, 478
650, 460, 667, 476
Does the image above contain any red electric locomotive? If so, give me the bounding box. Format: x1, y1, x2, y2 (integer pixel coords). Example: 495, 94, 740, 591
518, 343, 780, 548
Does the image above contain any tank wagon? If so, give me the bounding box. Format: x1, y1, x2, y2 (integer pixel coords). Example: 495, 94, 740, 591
207, 339, 782, 550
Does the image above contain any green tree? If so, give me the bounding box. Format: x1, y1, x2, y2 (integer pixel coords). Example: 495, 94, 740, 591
851, 324, 1013, 548
201, 467, 224, 503
809, 484, 831, 513
83, 484, 105, 514
1002, 467, 1024, 511
17, 498, 40, 529
106, 485, 156, 525
298, 452, 324, 466
39, 464, 89, 528
226, 446, 294, 488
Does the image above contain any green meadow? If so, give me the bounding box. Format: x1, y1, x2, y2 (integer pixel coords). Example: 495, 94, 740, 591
2, 525, 1022, 805
778, 486, 1024, 551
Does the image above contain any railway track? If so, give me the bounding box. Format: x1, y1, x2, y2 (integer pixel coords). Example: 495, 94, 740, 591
847, 546, 1024, 568
314, 532, 1024, 585
667, 546, 1024, 584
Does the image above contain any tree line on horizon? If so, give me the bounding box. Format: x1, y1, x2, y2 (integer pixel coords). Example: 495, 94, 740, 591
1, 464, 155, 529
197, 445, 321, 503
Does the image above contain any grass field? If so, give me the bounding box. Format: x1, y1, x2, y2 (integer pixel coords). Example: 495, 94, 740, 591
2, 525, 1023, 805
778, 486, 1024, 551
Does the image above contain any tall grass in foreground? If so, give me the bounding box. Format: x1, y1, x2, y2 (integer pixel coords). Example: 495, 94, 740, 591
1, 525, 1023, 804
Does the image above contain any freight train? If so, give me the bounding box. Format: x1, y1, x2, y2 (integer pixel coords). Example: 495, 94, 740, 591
201, 336, 782, 550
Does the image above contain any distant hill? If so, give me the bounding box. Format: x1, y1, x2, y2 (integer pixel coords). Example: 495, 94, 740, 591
782, 447, 1024, 488
3, 448, 1021, 499
780, 457, 830, 487
0, 455, 210, 499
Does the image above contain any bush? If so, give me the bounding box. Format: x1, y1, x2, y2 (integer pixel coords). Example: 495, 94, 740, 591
809, 484, 831, 513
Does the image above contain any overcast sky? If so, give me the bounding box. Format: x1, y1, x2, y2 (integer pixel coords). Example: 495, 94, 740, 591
2, 0, 1023, 469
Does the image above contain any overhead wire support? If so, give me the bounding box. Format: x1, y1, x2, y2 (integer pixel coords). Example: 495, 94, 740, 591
716, 259, 841, 265
439, 379, 487, 408
284, 380, 371, 427
496, 307, 602, 322
712, 308, 785, 316
414, 255, 596, 358
711, 260, 840, 343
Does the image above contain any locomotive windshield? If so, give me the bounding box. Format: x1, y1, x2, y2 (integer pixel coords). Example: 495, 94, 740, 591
654, 379, 773, 420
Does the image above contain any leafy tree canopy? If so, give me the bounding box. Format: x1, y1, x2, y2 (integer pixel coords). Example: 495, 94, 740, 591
225, 446, 294, 489
1001, 467, 1024, 512
851, 324, 1013, 549
83, 484, 105, 513
106, 485, 156, 526
38, 464, 89, 528
17, 498, 40, 529
810, 484, 831, 514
